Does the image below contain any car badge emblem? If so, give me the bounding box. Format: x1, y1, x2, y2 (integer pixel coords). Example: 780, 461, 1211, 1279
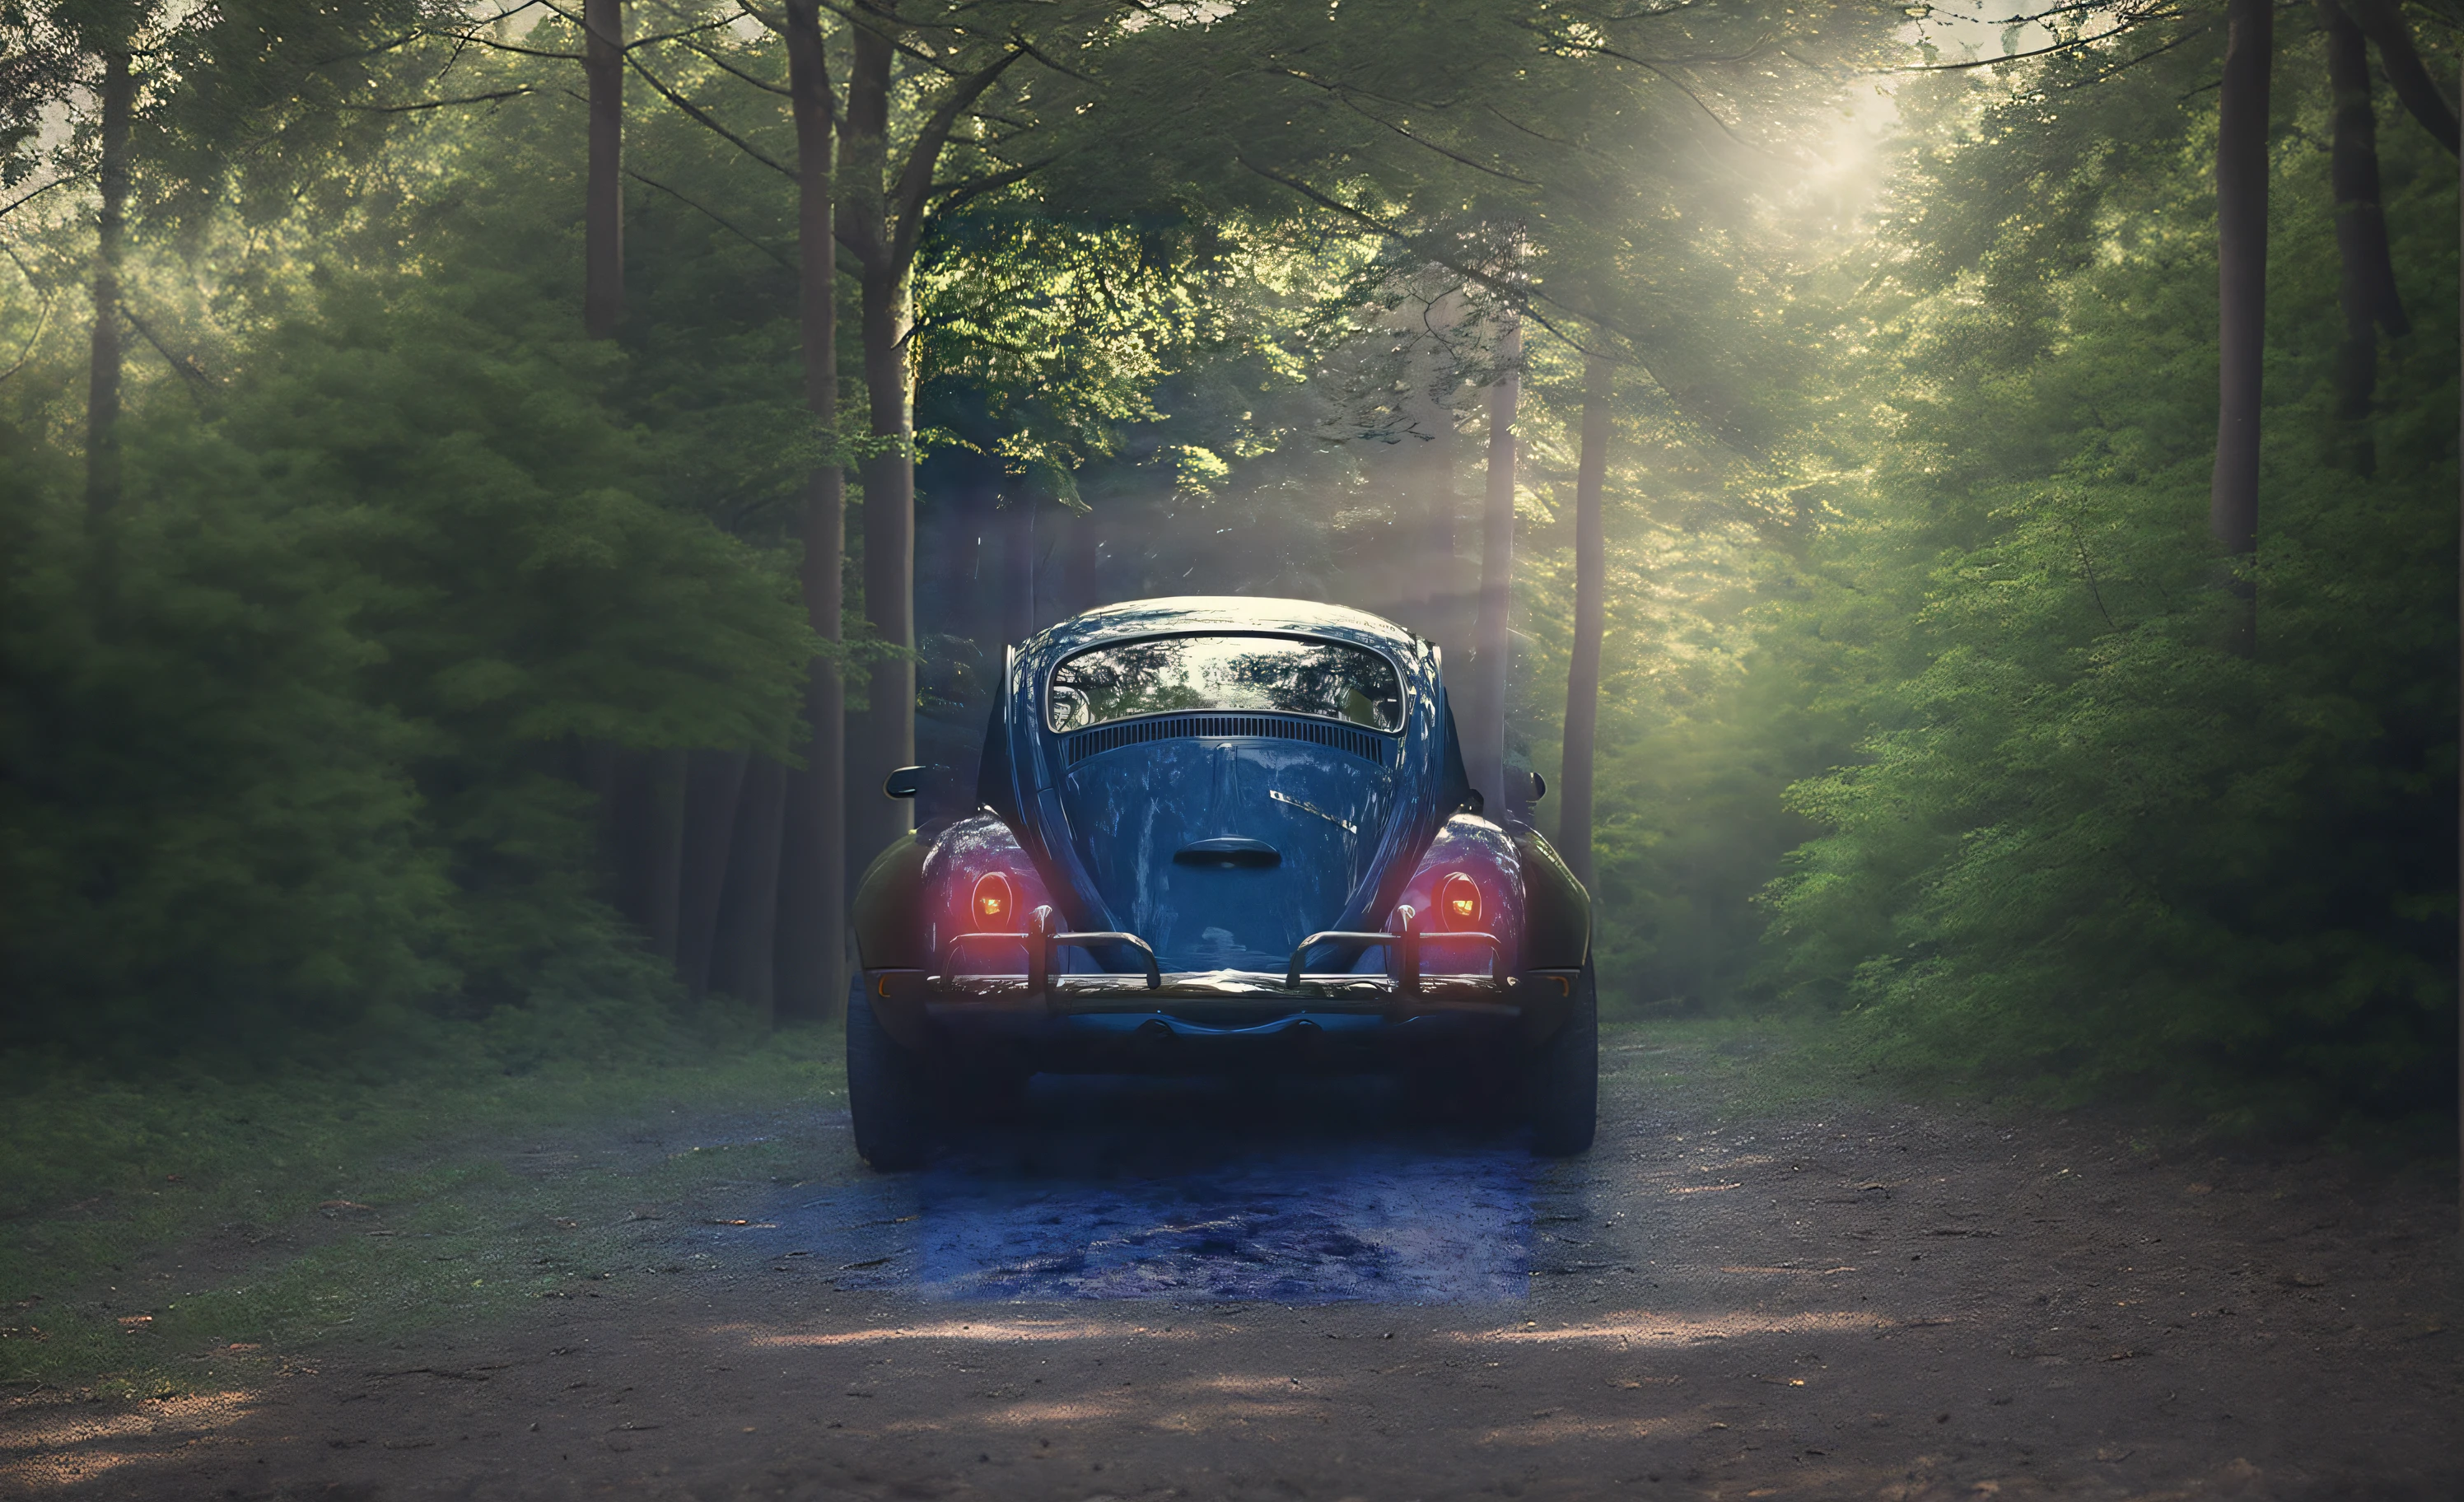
1269, 788, 1357, 834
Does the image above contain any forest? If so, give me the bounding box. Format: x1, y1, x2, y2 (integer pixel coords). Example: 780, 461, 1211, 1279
1, 0, 2455, 1141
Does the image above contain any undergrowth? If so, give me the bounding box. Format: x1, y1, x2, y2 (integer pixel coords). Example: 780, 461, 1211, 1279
0, 1017, 845, 1397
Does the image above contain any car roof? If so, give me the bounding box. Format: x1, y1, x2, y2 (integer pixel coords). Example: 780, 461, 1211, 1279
1024, 596, 1426, 661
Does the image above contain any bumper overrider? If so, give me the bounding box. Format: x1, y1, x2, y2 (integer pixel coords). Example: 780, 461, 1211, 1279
867, 903, 1581, 1052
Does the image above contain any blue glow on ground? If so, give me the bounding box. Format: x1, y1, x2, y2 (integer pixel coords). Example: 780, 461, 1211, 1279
912, 1141, 1533, 1303
738, 1075, 1540, 1305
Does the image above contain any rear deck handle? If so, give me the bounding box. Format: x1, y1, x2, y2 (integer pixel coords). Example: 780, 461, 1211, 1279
943, 926, 1161, 990
1048, 930, 1164, 990
1286, 921, 1497, 991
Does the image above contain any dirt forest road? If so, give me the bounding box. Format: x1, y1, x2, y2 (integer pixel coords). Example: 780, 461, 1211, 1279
7, 1032, 2459, 1501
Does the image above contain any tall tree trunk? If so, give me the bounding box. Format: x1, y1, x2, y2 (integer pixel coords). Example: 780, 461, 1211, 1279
2210, 0, 2272, 656
676, 748, 749, 996
1412, 288, 1468, 667
852, 256, 916, 857
1001, 496, 1037, 646
945, 456, 999, 660
83, 47, 133, 525
716, 757, 788, 1024
775, 0, 847, 1019
2321, 0, 2411, 473
1558, 352, 1611, 891
1058, 506, 1099, 620
582, 0, 625, 338
839, 21, 913, 872
614, 748, 688, 962
1466, 314, 1520, 809
1419, 419, 1463, 667
2346, 0, 2458, 156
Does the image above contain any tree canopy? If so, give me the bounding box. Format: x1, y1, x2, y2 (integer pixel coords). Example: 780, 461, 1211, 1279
0, 0, 2452, 1136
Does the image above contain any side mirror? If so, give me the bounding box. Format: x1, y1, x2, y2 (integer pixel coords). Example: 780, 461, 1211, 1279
1528, 770, 1547, 802
883, 765, 926, 799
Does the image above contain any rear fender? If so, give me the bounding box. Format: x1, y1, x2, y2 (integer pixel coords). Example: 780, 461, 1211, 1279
1387, 814, 1524, 977
852, 835, 930, 972
1511, 828, 1591, 970
917, 809, 1062, 975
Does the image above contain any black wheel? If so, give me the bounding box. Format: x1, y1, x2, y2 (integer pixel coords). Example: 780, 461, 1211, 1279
1525, 957, 1598, 1157
847, 971, 932, 1170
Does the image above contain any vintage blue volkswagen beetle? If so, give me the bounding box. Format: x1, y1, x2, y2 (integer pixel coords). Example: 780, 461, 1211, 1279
846, 597, 1596, 1167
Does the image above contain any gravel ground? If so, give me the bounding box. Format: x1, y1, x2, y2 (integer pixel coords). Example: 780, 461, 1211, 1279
5, 1034, 2457, 1500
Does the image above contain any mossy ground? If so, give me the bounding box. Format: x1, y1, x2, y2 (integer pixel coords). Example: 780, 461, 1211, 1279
1, 1022, 847, 1399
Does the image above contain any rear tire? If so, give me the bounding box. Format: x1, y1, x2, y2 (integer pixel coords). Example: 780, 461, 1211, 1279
847, 971, 931, 1171
1526, 958, 1598, 1157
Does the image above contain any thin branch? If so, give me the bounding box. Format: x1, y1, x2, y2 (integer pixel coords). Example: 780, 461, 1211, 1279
427, 29, 584, 61
1007, 31, 1095, 86
0, 291, 56, 385
626, 54, 797, 179
472, 0, 560, 22
1234, 156, 1529, 322
1884, 21, 2163, 72
2065, 514, 2116, 628
1522, 30, 1775, 151
1232, 153, 1722, 445
1574, 1, 1711, 21
917, 155, 1055, 246
301, 26, 429, 73
627, 168, 796, 270
927, 156, 1051, 208
122, 305, 212, 397
1269, 68, 1542, 184
632, 12, 767, 50
530, 0, 752, 51
1526, 22, 1784, 70
887, 45, 1026, 268
1258, 58, 1468, 113
338, 86, 538, 114
1621, 56, 1766, 149
815, 0, 966, 73
0, 173, 86, 222
2056, 17, 2218, 90
665, 36, 793, 96
1482, 101, 1580, 150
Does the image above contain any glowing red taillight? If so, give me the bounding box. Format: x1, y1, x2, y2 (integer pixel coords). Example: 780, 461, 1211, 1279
971, 870, 1014, 928
1438, 872, 1482, 930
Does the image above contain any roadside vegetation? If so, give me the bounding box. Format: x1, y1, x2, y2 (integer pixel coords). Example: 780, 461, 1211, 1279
1, 1015, 844, 1397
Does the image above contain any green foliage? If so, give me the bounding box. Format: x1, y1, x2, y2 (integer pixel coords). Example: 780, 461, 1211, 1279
1, 61, 816, 1058
1759, 39, 2458, 1134
1, 424, 447, 1052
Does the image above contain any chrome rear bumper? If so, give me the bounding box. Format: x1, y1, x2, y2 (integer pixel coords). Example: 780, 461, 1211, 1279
925, 968, 1517, 1015
940, 901, 1503, 1003
857, 903, 1576, 1060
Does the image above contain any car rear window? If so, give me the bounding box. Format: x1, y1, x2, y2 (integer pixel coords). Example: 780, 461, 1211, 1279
1047, 635, 1403, 734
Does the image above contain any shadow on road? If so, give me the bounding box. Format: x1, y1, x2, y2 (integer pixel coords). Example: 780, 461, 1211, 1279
754, 1072, 1557, 1304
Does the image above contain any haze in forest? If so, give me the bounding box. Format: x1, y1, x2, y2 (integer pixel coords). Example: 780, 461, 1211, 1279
0, 0, 2454, 1144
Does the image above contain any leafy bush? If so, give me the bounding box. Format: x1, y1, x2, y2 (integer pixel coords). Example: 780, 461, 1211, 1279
1, 259, 813, 1061
1761, 72, 2458, 1133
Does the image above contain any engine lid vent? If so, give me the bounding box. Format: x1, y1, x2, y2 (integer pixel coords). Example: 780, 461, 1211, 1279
1066, 714, 1389, 767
